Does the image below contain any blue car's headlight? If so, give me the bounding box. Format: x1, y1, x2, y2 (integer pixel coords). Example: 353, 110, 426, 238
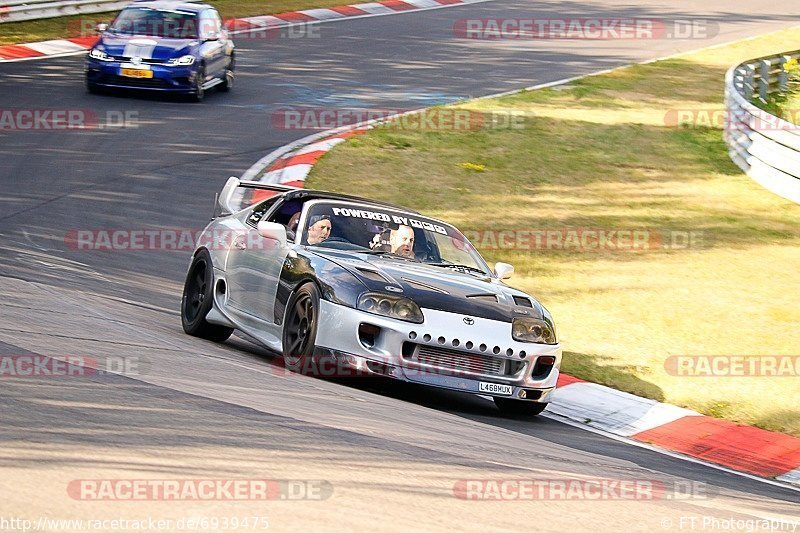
357, 292, 424, 323
89, 48, 113, 61
168, 55, 195, 66
512, 317, 557, 344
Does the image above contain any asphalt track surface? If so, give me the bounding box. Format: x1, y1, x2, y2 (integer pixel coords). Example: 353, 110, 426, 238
1, 0, 800, 530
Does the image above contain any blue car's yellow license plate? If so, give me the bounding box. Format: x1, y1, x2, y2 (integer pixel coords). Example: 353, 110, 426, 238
120, 68, 153, 78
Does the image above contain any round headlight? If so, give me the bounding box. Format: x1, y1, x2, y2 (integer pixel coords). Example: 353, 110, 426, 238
378, 299, 392, 314
394, 300, 415, 319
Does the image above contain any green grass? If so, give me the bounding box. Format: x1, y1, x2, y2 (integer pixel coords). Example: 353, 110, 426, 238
307, 28, 800, 436
0, 0, 355, 45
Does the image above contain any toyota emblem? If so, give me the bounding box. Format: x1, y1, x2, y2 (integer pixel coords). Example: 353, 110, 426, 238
463, 317, 475, 325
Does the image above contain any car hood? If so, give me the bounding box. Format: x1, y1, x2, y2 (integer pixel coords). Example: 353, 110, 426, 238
308, 249, 543, 323
99, 33, 197, 59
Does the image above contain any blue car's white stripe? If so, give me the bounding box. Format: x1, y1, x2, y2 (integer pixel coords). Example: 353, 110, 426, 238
122, 39, 158, 59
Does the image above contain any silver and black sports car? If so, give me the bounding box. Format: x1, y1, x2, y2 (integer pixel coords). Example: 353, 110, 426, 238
181, 178, 562, 416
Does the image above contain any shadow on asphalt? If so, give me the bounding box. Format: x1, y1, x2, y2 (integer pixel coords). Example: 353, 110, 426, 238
217, 334, 800, 505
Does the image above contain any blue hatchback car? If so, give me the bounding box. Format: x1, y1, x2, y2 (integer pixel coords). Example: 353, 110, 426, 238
86, 0, 235, 101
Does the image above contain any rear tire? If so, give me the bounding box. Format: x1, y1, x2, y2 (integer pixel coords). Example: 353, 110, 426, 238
181, 249, 233, 342
494, 397, 548, 417
281, 283, 321, 373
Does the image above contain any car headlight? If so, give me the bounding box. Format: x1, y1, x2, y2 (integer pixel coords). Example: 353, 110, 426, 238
89, 48, 113, 61
357, 292, 424, 323
168, 55, 195, 66
512, 317, 557, 344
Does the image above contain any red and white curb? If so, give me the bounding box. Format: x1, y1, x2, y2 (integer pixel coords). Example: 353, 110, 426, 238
552, 375, 800, 485
0, 36, 99, 61
0, 0, 488, 62
241, 110, 800, 493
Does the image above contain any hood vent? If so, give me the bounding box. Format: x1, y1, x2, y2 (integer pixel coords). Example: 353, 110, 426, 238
356, 268, 389, 283
513, 296, 533, 308
402, 277, 449, 294
467, 293, 499, 303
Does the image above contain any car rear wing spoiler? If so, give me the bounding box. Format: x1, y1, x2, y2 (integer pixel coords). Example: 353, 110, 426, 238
215, 177, 300, 217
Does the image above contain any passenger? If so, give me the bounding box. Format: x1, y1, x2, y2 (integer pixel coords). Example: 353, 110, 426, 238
307, 215, 332, 245
286, 211, 301, 240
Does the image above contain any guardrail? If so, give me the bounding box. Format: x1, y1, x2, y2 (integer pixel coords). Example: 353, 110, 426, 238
0, 0, 129, 23
725, 50, 800, 203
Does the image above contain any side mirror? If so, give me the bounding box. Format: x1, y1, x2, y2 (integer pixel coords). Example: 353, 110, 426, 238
257, 221, 287, 248
96, 23, 108, 33
494, 262, 514, 280
204, 31, 219, 41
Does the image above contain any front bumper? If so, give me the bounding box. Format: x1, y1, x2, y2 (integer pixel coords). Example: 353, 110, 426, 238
314, 300, 561, 403
86, 59, 198, 92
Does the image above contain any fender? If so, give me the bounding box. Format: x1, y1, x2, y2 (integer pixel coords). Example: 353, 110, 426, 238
274, 251, 367, 325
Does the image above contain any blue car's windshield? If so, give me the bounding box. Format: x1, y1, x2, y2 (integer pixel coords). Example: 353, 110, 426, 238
109, 7, 200, 38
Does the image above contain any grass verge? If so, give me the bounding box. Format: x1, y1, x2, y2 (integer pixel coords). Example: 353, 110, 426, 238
0, 0, 355, 45
307, 28, 800, 437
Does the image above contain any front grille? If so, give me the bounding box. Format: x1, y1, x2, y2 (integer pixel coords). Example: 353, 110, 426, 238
416, 344, 504, 376
98, 74, 172, 88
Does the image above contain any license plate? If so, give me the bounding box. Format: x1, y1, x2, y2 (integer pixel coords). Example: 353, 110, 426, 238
120, 68, 153, 78
479, 382, 513, 396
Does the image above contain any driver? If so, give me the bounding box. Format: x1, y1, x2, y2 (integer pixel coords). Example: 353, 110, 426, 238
389, 225, 415, 258
306, 215, 332, 245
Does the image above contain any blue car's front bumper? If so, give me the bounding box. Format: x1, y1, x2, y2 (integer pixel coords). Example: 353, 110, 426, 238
86, 59, 198, 92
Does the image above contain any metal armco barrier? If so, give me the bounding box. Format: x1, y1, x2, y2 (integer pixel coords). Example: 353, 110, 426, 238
0, 0, 129, 23
725, 50, 800, 203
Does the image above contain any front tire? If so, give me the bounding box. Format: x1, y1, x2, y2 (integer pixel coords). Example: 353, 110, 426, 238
181, 249, 233, 342
494, 397, 548, 417
191, 64, 206, 102
281, 283, 321, 372
219, 55, 234, 92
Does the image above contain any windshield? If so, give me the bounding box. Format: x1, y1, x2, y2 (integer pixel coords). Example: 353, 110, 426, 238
300, 201, 491, 274
109, 7, 200, 38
